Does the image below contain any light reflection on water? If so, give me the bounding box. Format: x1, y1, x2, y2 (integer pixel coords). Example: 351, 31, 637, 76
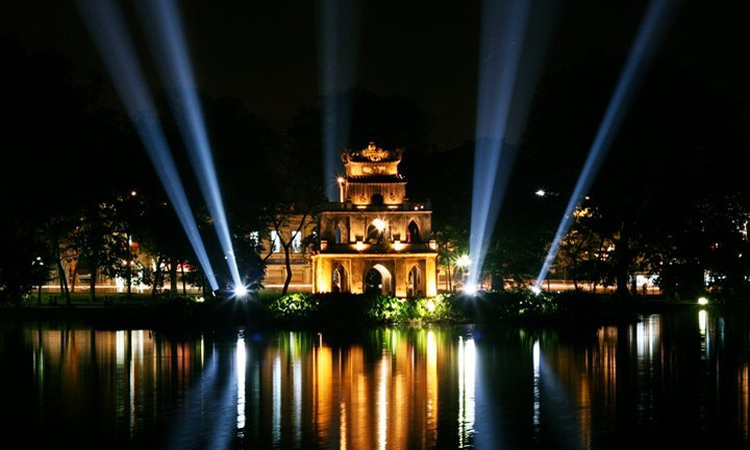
457, 335, 476, 448
3, 310, 750, 449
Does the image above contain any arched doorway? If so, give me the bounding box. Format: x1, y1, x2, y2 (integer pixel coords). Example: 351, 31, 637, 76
371, 193, 384, 205
408, 265, 423, 297
407, 220, 420, 242
365, 264, 392, 295
332, 264, 348, 293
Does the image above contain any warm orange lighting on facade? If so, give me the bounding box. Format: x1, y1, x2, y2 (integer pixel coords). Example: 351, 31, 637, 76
312, 143, 438, 298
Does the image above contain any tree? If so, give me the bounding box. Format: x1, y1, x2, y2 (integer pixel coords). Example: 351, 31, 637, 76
262, 207, 315, 295
70, 199, 131, 301
513, 54, 749, 299
555, 204, 615, 292
0, 215, 52, 304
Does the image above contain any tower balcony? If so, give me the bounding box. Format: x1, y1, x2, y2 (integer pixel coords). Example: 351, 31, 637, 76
318, 200, 431, 213
318, 239, 438, 254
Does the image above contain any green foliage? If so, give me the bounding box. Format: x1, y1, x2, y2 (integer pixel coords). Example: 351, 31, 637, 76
451, 288, 560, 323
264, 292, 466, 326
413, 294, 462, 322
364, 294, 410, 323
267, 293, 319, 322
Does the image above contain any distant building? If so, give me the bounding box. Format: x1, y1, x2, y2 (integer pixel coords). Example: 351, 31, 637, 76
260, 214, 315, 292
311, 142, 439, 297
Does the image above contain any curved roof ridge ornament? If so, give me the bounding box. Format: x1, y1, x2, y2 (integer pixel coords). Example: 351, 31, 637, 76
341, 141, 403, 163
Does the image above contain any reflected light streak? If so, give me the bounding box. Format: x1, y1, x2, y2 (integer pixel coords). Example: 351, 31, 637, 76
598, 327, 618, 426
273, 354, 282, 447
534, 0, 675, 290
468, 0, 533, 288
427, 330, 439, 442
633, 316, 659, 426
533, 340, 541, 430
209, 351, 237, 450
137, 0, 242, 288
739, 364, 750, 442
161, 344, 236, 450
699, 309, 710, 360
129, 332, 135, 439
377, 353, 388, 450
237, 334, 246, 432
340, 401, 347, 450
293, 349, 302, 447
636, 315, 659, 360
314, 344, 333, 448
537, 342, 586, 450
116, 330, 126, 365
75, 0, 218, 290
458, 336, 476, 447
251, 358, 260, 441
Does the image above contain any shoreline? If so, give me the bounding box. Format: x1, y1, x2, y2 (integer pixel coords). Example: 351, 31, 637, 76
0, 295, 723, 332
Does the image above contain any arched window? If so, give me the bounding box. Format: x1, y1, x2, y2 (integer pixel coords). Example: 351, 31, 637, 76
371, 193, 384, 205
334, 226, 342, 244
407, 220, 420, 243
332, 264, 348, 293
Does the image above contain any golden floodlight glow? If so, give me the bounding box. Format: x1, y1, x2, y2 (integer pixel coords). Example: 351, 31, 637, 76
336, 177, 346, 202
456, 254, 471, 269
373, 218, 387, 231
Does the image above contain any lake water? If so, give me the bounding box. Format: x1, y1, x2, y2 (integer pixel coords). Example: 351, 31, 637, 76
1, 308, 749, 450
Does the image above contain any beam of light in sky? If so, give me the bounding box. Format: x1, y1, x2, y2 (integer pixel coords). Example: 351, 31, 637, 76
533, 0, 676, 292
75, 0, 219, 291
317, 0, 362, 201
136, 0, 243, 291
467, 0, 533, 289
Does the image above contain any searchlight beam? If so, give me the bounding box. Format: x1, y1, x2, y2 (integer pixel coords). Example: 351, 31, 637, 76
75, 0, 219, 291
533, 0, 676, 292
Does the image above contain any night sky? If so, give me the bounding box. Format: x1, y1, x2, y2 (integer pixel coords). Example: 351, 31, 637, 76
3, 0, 748, 153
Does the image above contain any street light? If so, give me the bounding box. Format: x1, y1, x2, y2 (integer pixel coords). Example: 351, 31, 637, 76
536, 189, 560, 198
32, 256, 44, 304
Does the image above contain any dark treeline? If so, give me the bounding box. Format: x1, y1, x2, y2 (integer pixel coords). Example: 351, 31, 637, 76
1, 29, 749, 305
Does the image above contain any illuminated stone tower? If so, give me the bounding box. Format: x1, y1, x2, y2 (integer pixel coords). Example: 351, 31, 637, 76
312, 142, 438, 297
